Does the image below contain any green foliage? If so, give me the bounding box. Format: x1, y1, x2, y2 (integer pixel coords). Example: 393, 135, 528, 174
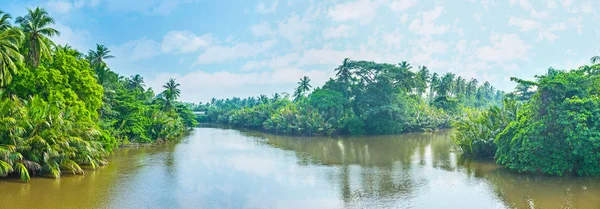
495, 65, 600, 176
0, 7, 196, 181
452, 99, 519, 158
204, 59, 503, 136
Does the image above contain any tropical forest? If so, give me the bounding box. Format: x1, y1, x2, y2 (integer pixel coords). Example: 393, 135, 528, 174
2, 2, 600, 209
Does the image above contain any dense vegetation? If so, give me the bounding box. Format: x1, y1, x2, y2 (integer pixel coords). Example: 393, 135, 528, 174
196, 59, 505, 136
453, 63, 600, 176
0, 8, 196, 181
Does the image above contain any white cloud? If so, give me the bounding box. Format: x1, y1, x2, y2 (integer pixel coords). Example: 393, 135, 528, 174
537, 23, 566, 42
410, 37, 448, 63
509, 0, 533, 11
242, 53, 300, 71
323, 25, 355, 39
389, 0, 417, 11
508, 16, 539, 32
46, 0, 73, 14
196, 40, 277, 64
251, 22, 276, 37
256, 0, 279, 14
328, 0, 380, 24
161, 30, 211, 53
504, 63, 519, 72
278, 13, 312, 45
400, 14, 409, 24
51, 23, 91, 51
455, 40, 467, 52
382, 29, 404, 48
298, 47, 354, 66
112, 37, 161, 61
580, 1, 594, 13
476, 34, 531, 62
568, 17, 583, 34
408, 6, 450, 36
530, 9, 549, 19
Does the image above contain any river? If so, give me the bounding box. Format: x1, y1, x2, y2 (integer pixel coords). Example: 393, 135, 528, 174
1, 126, 600, 209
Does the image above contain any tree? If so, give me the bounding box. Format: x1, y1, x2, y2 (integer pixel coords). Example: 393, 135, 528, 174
128, 74, 145, 90
591, 50, 600, 64
88, 44, 114, 66
161, 78, 181, 110
335, 58, 353, 84
0, 27, 23, 87
416, 66, 430, 97
0, 10, 11, 30
398, 61, 412, 71
15, 7, 60, 67
293, 76, 312, 100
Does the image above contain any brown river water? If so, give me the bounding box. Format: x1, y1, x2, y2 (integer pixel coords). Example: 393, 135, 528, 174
1, 126, 600, 209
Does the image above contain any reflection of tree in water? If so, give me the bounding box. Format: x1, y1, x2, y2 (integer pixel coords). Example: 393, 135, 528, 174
246, 131, 456, 206
455, 156, 600, 209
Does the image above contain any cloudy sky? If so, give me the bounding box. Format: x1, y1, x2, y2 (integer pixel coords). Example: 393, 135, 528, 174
4, 0, 600, 102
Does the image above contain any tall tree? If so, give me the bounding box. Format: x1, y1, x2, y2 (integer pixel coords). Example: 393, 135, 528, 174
592, 49, 600, 64
128, 74, 145, 90
416, 66, 430, 97
0, 10, 11, 30
161, 78, 181, 110
293, 76, 312, 99
15, 7, 60, 67
0, 27, 23, 87
398, 61, 412, 70
88, 44, 114, 66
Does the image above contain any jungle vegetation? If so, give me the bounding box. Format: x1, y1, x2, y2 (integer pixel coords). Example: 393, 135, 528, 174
195, 59, 505, 136
0, 7, 197, 181
453, 63, 600, 176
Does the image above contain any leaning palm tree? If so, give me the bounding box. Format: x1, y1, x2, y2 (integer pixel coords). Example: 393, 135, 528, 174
592, 50, 600, 64
335, 58, 353, 84
0, 10, 12, 31
15, 7, 60, 67
88, 44, 114, 66
0, 27, 24, 87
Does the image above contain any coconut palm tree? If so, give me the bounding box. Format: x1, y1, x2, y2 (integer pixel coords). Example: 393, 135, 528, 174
293, 76, 312, 100
15, 7, 60, 67
335, 58, 353, 84
398, 61, 412, 70
416, 66, 430, 97
161, 78, 181, 110
592, 50, 600, 64
128, 74, 145, 90
88, 44, 114, 66
0, 10, 12, 31
0, 27, 23, 87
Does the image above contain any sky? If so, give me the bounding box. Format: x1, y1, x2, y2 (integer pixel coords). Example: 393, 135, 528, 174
3, 0, 600, 103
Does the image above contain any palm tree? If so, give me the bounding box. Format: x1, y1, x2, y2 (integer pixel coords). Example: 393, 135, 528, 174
592, 50, 600, 64
161, 78, 181, 110
398, 61, 412, 70
128, 74, 145, 90
88, 44, 114, 66
335, 58, 353, 84
0, 10, 12, 31
15, 7, 60, 67
272, 93, 281, 102
293, 76, 312, 99
0, 26, 23, 87
416, 66, 430, 97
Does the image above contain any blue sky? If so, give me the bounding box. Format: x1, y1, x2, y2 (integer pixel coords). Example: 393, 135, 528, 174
4, 0, 600, 102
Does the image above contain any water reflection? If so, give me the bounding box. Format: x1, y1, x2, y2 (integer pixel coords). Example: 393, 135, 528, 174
1, 127, 600, 209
